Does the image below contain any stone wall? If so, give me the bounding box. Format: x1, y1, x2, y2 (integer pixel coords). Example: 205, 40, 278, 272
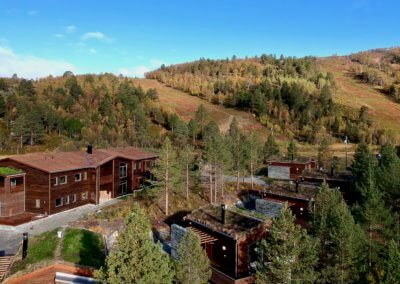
267, 166, 290, 180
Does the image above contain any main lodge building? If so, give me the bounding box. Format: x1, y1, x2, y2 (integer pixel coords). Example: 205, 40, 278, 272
0, 146, 156, 220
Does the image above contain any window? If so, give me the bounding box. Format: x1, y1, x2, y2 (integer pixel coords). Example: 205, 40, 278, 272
75, 173, 82, 182
10, 178, 17, 187
52, 177, 58, 186
136, 162, 142, 171
81, 191, 88, 200
35, 199, 40, 208
71, 194, 77, 203
55, 198, 63, 207
146, 161, 152, 169
83, 172, 87, 180
65, 196, 70, 205
119, 163, 127, 178
59, 176, 67, 185
119, 181, 127, 194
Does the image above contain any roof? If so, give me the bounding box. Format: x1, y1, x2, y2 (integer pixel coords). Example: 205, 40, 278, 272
186, 204, 271, 239
0, 166, 24, 176
0, 146, 157, 173
262, 183, 318, 201
267, 158, 316, 165
255, 199, 284, 218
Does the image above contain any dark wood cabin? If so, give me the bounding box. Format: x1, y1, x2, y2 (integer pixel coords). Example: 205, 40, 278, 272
0, 167, 26, 217
0, 146, 156, 221
184, 205, 271, 284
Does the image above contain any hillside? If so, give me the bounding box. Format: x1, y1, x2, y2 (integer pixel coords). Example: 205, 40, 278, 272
318, 56, 400, 136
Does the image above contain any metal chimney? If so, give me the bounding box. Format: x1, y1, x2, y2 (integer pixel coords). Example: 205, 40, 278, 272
22, 232, 28, 259
221, 204, 227, 225
87, 144, 93, 154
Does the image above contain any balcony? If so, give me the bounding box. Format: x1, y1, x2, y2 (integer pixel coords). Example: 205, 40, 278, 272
100, 175, 113, 185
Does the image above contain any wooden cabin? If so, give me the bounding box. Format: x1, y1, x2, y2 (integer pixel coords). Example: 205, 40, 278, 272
181, 204, 272, 284
0, 146, 156, 220
0, 167, 26, 217
267, 158, 318, 180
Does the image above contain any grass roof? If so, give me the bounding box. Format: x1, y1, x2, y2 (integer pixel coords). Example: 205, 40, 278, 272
0, 167, 23, 176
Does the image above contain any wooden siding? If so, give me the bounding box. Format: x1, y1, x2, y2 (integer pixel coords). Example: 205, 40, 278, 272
0, 159, 49, 215
0, 175, 25, 217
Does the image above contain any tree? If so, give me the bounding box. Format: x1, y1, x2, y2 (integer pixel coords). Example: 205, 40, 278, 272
0, 95, 7, 118
227, 117, 246, 190
257, 205, 318, 283
188, 119, 199, 144
180, 145, 195, 200
96, 204, 174, 283
175, 230, 211, 284
317, 138, 331, 170
245, 133, 262, 190
17, 79, 36, 96
154, 137, 182, 215
195, 104, 209, 137
384, 240, 400, 284
311, 183, 366, 283
287, 139, 298, 161
263, 134, 280, 162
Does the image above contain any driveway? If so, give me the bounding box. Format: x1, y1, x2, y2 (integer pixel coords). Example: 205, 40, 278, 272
0, 199, 120, 256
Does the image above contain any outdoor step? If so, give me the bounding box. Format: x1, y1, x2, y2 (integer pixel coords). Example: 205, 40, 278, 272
0, 255, 14, 281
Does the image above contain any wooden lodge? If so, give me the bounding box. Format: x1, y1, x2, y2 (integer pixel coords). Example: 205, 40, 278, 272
181, 204, 272, 284
0, 146, 156, 221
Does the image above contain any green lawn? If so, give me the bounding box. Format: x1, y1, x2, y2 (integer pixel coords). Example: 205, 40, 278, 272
11, 229, 58, 273
61, 228, 105, 269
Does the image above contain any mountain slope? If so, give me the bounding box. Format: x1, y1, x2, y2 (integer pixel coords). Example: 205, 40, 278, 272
133, 78, 265, 134
319, 56, 400, 136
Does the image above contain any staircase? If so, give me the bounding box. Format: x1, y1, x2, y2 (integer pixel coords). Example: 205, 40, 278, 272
0, 255, 14, 282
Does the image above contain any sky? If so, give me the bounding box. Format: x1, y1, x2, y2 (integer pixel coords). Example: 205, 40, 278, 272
0, 0, 399, 79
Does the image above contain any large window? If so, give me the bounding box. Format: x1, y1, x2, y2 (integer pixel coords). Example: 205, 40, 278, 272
119, 181, 127, 194
59, 176, 67, 185
10, 178, 17, 187
119, 163, 128, 178
55, 198, 63, 207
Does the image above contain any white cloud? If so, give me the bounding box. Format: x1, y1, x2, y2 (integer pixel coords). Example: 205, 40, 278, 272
118, 66, 150, 78
89, 48, 96, 54
65, 25, 76, 33
0, 45, 77, 79
81, 32, 109, 41
53, 33, 64, 38
27, 10, 39, 16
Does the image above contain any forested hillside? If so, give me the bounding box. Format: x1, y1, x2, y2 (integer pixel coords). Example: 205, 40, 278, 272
146, 55, 393, 145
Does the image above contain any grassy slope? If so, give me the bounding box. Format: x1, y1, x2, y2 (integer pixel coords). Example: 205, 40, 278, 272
319, 56, 400, 137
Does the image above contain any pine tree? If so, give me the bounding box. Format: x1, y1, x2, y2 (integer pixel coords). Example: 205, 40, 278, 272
257, 205, 318, 283
154, 137, 182, 215
175, 230, 211, 284
287, 139, 298, 161
311, 183, 366, 283
227, 117, 246, 190
96, 204, 174, 283
263, 133, 280, 162
195, 104, 209, 137
180, 145, 195, 200
384, 240, 400, 284
245, 133, 262, 190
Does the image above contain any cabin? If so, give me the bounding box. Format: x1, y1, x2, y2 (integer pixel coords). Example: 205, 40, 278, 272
0, 146, 156, 220
267, 158, 318, 180
173, 204, 272, 284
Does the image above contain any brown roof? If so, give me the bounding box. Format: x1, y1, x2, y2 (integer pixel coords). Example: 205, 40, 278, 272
262, 183, 318, 201
186, 205, 271, 239
1, 146, 157, 173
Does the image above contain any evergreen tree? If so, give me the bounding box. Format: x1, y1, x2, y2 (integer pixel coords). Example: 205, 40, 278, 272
384, 240, 400, 284
257, 205, 318, 283
287, 139, 298, 161
0, 95, 7, 118
179, 145, 195, 200
96, 204, 174, 283
245, 133, 262, 190
311, 183, 366, 283
188, 119, 199, 144
154, 137, 182, 215
263, 133, 280, 162
175, 230, 211, 284
195, 104, 209, 137
227, 117, 246, 190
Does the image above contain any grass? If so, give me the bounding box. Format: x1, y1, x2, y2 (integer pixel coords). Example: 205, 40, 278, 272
0, 167, 23, 176
11, 229, 58, 273
61, 228, 105, 269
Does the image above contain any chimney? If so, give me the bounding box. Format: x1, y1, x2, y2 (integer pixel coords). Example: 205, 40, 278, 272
87, 144, 93, 154
221, 204, 227, 225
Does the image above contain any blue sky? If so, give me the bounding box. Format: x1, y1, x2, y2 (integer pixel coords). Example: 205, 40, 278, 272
0, 0, 399, 78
